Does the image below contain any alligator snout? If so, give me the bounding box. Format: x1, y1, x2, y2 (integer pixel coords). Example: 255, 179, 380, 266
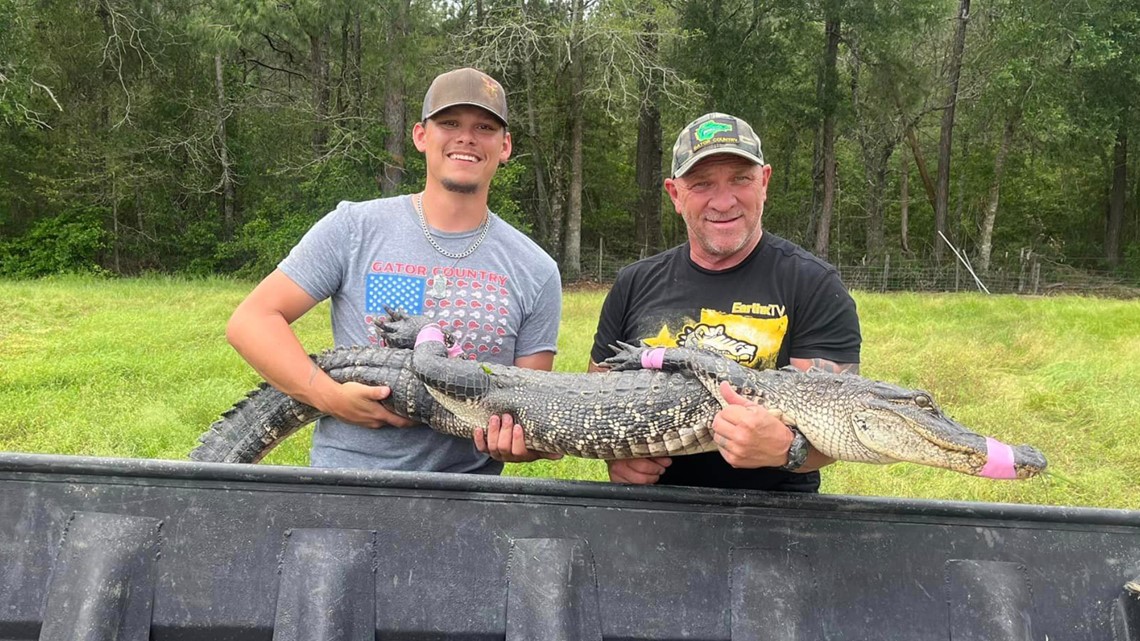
978, 437, 1048, 479
1011, 444, 1048, 479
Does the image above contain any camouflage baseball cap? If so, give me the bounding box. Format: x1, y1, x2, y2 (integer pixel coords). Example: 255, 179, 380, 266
670, 112, 764, 178
422, 67, 509, 127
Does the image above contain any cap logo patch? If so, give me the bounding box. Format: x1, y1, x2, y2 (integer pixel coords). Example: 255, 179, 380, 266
482, 75, 499, 97
691, 119, 739, 152
694, 120, 733, 141
671, 113, 763, 176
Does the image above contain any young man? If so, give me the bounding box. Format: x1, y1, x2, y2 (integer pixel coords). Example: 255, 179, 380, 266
227, 67, 562, 474
589, 112, 861, 491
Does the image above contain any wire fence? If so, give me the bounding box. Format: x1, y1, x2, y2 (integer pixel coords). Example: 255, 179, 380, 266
577, 245, 1140, 299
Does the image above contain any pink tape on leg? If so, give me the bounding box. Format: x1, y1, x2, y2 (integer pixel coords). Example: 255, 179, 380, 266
447, 342, 464, 358
980, 437, 1018, 479
415, 325, 446, 347
641, 348, 666, 370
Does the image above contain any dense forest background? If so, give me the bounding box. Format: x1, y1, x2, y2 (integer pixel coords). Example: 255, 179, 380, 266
1, 0, 1138, 286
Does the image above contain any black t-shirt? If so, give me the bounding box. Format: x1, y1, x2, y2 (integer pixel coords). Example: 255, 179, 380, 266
590, 233, 861, 491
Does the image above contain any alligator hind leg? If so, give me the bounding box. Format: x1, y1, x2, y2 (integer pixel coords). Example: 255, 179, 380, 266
410, 325, 491, 401
374, 306, 452, 349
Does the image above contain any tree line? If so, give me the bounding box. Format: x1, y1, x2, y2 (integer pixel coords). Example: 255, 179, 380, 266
1, 0, 1137, 282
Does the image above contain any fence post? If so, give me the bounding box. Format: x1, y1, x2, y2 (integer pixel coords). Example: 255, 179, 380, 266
881, 254, 890, 293
598, 236, 603, 282
1032, 259, 1041, 295
1026, 247, 1035, 291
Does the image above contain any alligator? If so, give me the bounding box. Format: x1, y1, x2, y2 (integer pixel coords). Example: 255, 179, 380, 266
192, 310, 1047, 479
190, 310, 456, 464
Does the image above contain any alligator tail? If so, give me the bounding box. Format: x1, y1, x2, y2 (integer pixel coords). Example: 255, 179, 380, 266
189, 383, 319, 464
190, 346, 417, 464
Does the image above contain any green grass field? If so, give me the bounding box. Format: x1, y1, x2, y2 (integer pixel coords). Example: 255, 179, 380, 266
1, 276, 1137, 509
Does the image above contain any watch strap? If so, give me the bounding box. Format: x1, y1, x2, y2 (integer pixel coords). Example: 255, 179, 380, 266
780, 427, 809, 471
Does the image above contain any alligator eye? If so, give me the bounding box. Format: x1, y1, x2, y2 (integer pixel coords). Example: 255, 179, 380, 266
914, 394, 933, 409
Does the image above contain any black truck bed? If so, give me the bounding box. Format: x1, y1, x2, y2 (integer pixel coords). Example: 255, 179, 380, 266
1, 452, 1137, 640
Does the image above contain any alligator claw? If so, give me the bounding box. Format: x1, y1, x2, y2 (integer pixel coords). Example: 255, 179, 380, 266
374, 307, 455, 349
602, 342, 648, 371
374, 307, 409, 345
607, 340, 643, 354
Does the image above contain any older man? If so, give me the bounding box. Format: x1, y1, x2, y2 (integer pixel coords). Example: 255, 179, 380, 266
589, 112, 861, 491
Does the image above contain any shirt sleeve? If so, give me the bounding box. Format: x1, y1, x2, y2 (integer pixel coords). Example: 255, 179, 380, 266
788, 269, 861, 364
277, 202, 353, 302
513, 268, 562, 358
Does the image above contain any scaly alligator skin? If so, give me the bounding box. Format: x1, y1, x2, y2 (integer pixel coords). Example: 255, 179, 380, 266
190, 310, 455, 463
410, 327, 1046, 479
194, 311, 1046, 479
191, 310, 717, 464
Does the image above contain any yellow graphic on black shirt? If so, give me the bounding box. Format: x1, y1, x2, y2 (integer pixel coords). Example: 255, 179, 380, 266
643, 308, 787, 370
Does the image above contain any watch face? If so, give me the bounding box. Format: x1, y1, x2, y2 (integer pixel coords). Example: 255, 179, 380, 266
782, 429, 809, 471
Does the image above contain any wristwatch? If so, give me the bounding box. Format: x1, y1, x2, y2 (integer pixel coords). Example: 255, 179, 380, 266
780, 427, 809, 471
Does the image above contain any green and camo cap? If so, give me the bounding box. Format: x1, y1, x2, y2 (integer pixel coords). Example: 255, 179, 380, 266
670, 112, 764, 178
422, 67, 509, 127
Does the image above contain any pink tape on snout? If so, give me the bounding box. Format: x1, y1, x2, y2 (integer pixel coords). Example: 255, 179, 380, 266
641, 348, 666, 370
415, 325, 446, 347
979, 437, 1018, 479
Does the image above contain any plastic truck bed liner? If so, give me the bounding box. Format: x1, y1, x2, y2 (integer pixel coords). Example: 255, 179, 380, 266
0, 452, 1138, 640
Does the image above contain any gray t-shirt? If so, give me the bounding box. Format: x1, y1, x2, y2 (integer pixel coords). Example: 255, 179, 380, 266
278, 195, 562, 473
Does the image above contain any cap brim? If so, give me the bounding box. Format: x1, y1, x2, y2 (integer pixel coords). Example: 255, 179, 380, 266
673, 148, 763, 178
423, 102, 508, 127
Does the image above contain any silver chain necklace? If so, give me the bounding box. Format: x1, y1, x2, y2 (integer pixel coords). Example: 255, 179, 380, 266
414, 193, 492, 260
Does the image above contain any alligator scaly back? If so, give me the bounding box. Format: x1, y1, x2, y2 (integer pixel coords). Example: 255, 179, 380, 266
191, 308, 450, 464
599, 344, 1049, 479
190, 346, 422, 463
409, 331, 1049, 479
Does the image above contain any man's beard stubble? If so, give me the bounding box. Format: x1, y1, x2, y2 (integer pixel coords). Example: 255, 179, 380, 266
441, 178, 478, 195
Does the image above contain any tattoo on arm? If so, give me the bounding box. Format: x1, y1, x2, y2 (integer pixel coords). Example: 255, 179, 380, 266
308, 361, 320, 386
796, 358, 860, 375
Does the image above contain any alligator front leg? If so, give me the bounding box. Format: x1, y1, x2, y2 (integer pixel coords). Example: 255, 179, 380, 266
603, 344, 764, 406
603, 342, 695, 373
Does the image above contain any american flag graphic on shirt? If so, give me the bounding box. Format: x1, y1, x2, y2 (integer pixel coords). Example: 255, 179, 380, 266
363, 263, 512, 358
366, 273, 426, 315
